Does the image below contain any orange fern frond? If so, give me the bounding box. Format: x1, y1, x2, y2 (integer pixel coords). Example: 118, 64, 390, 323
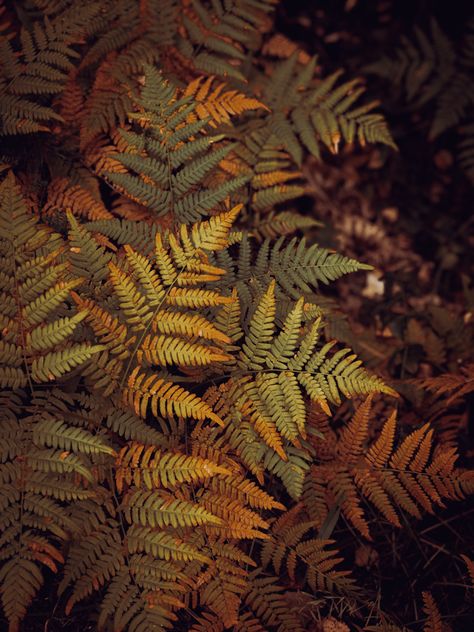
183, 76, 269, 127
262, 33, 312, 64
83, 134, 129, 176
79, 54, 132, 150
44, 178, 113, 221
337, 393, 373, 463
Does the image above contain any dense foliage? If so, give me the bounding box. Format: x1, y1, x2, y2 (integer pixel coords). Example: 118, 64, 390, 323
0, 1, 472, 631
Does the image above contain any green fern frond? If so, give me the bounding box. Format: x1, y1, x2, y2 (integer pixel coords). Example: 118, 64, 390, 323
365, 17, 474, 140
32, 416, 115, 456
24, 474, 97, 501
30, 343, 105, 382
0, 4, 102, 136
257, 53, 395, 165
213, 234, 373, 301
178, 0, 276, 81
233, 281, 394, 456
84, 217, 160, 252
105, 406, 168, 446
27, 448, 95, 483
251, 211, 321, 241
67, 212, 114, 285
0, 558, 44, 632
364, 18, 455, 106
105, 66, 248, 222
27, 311, 89, 352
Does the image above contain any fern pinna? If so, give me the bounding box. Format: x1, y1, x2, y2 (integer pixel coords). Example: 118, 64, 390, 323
0, 1, 472, 631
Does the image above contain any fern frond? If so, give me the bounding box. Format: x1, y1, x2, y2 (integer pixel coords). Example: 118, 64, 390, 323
305, 398, 473, 538
105, 406, 167, 446
184, 76, 268, 127
364, 18, 455, 107
30, 343, 105, 382
45, 178, 113, 222
234, 283, 394, 455
251, 211, 321, 241
26, 448, 95, 483
62, 521, 127, 615
422, 592, 442, 632
0, 558, 44, 632
364, 18, 474, 140
201, 568, 247, 627
105, 66, 248, 223
32, 416, 115, 456
67, 211, 114, 285
24, 474, 97, 502
214, 234, 373, 301
127, 526, 211, 563
0, 5, 103, 136
121, 490, 222, 528
0, 173, 106, 390
115, 442, 230, 493
257, 53, 395, 165
413, 364, 474, 405
124, 367, 224, 424
178, 0, 276, 81
243, 572, 306, 632
27, 311, 89, 353
262, 506, 354, 594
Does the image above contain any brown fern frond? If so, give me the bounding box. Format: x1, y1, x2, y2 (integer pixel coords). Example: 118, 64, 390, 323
413, 364, 474, 405
303, 397, 473, 538
422, 592, 442, 632
460, 554, 474, 588
55, 72, 84, 130
111, 195, 154, 221
337, 393, 373, 464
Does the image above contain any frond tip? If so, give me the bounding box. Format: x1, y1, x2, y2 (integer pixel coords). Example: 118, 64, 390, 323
422, 592, 442, 632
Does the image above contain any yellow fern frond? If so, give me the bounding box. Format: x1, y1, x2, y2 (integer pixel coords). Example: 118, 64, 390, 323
152, 310, 231, 344
115, 442, 230, 492
138, 333, 231, 366
191, 205, 242, 251
124, 367, 223, 425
